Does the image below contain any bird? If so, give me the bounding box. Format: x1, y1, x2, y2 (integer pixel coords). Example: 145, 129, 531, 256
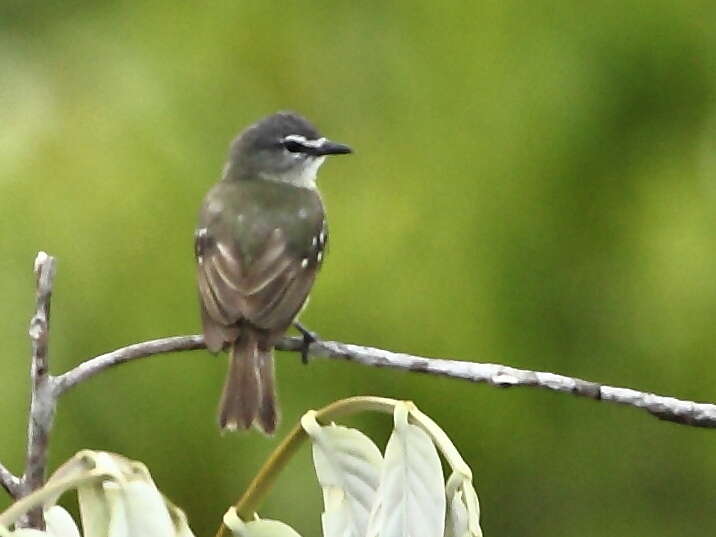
195, 112, 352, 433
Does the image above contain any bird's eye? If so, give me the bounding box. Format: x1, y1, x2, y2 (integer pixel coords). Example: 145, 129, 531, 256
282, 140, 305, 153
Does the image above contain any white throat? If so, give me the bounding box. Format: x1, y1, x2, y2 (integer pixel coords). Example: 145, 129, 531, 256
260, 156, 326, 189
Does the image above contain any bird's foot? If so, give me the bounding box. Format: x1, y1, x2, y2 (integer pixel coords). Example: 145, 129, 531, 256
294, 322, 318, 364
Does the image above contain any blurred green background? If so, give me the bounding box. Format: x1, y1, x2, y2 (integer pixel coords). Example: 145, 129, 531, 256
2, 1, 716, 535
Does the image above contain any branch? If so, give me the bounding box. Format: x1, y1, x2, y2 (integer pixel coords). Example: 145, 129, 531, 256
6, 249, 715, 531
0, 463, 20, 498
294, 339, 716, 427
53, 335, 205, 396
56, 334, 716, 428
20, 252, 57, 528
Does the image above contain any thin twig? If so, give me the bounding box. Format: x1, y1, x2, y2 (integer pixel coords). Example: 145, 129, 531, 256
54, 335, 205, 396
55, 334, 716, 428
0, 463, 20, 499
295, 339, 716, 427
20, 252, 57, 528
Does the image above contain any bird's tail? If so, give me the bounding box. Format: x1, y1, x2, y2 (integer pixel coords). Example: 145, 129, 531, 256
218, 329, 278, 434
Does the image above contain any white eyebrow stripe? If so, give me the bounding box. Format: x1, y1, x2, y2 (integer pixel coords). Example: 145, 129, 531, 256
283, 134, 327, 148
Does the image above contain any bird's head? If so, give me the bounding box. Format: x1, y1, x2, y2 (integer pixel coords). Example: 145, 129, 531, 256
226, 112, 352, 188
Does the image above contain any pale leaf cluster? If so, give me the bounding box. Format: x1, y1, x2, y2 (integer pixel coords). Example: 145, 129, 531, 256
302, 400, 483, 537
0, 451, 194, 537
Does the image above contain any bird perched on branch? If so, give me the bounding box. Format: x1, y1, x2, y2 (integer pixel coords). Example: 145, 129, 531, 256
195, 112, 352, 433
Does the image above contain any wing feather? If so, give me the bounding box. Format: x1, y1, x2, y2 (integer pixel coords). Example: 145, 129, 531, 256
197, 227, 316, 334
204, 261, 247, 318
251, 268, 316, 331
198, 265, 233, 323
200, 297, 237, 352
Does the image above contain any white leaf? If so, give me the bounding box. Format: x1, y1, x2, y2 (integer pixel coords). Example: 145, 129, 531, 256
165, 499, 196, 537
5, 530, 48, 536
100, 469, 177, 537
241, 520, 303, 537
77, 481, 111, 537
44, 506, 81, 537
301, 411, 383, 537
72, 451, 131, 537
105, 483, 129, 537
175, 520, 197, 537
445, 489, 468, 537
43, 454, 95, 508
321, 506, 352, 537
1, 451, 194, 537
121, 480, 176, 537
223, 508, 303, 537
222, 507, 244, 537
445, 473, 482, 537
367, 403, 446, 537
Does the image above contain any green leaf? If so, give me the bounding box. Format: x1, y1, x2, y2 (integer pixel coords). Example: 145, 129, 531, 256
302, 411, 383, 537
367, 402, 446, 537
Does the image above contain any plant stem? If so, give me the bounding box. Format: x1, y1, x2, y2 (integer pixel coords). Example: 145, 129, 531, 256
215, 396, 396, 537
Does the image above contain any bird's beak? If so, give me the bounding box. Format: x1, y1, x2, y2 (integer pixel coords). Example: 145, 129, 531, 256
315, 139, 352, 156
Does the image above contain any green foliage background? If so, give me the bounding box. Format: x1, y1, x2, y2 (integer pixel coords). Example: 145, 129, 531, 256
2, 2, 716, 536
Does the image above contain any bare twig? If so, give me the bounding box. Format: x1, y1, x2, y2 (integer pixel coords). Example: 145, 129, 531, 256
20, 252, 57, 528
289, 339, 716, 428
0, 463, 20, 498
54, 335, 205, 396
55, 334, 716, 428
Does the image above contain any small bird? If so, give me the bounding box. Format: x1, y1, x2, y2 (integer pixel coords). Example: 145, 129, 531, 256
195, 112, 352, 433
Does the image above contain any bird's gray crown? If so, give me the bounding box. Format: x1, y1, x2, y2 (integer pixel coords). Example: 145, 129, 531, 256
236, 112, 321, 151
224, 112, 351, 188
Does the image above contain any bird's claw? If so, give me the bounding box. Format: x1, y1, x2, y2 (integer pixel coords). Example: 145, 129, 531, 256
294, 322, 318, 365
